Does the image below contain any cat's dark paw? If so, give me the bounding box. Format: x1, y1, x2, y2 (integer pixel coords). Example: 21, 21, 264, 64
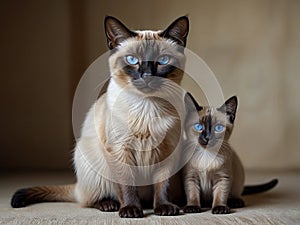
11, 188, 32, 208
212, 205, 231, 214
154, 204, 180, 216
119, 205, 144, 218
94, 198, 120, 212
227, 197, 245, 208
183, 205, 201, 213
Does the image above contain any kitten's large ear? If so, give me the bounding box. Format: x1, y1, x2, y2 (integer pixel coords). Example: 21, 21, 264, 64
218, 96, 238, 123
185, 92, 203, 112
104, 16, 137, 50
159, 16, 189, 47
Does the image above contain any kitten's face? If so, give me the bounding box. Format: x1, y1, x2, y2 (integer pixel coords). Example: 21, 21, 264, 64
185, 94, 238, 149
194, 107, 229, 148
105, 16, 189, 94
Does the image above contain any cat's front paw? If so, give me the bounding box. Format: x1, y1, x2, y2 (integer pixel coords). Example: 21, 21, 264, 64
95, 198, 120, 212
154, 204, 180, 216
212, 205, 231, 214
183, 205, 201, 213
119, 205, 144, 218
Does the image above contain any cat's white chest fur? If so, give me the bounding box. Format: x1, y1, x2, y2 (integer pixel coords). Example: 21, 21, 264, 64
105, 79, 178, 152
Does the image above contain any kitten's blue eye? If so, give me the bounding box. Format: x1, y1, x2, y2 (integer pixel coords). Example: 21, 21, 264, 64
194, 123, 203, 131
126, 55, 139, 65
157, 55, 170, 65
215, 124, 225, 132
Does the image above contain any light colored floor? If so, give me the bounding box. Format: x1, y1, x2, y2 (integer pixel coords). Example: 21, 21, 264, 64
0, 170, 299, 225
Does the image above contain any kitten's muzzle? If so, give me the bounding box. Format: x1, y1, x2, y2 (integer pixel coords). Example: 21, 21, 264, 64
199, 137, 218, 148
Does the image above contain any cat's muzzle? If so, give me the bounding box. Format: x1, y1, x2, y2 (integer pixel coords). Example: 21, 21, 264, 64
132, 77, 163, 93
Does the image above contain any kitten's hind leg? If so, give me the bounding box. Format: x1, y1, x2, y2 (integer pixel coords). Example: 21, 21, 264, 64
227, 197, 245, 208
91, 197, 120, 212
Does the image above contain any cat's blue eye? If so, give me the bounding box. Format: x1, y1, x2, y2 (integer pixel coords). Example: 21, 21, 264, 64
126, 55, 139, 65
194, 123, 203, 131
215, 124, 225, 132
157, 55, 170, 65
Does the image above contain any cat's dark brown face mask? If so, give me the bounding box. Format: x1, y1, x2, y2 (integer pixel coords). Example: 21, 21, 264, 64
121, 45, 182, 93
104, 16, 189, 93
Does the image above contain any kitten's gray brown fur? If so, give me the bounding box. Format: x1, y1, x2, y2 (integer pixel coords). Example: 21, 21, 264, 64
183, 93, 278, 214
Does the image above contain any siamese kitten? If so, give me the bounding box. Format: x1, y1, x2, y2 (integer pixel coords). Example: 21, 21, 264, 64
11, 16, 189, 218
183, 93, 278, 214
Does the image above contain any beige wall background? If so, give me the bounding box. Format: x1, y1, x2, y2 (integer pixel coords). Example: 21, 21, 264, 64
1, 0, 299, 171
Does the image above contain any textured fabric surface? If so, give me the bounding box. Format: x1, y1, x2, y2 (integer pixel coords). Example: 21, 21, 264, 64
1, 171, 299, 225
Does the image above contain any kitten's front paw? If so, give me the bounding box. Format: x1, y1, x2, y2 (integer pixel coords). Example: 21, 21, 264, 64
154, 204, 180, 216
212, 205, 231, 214
183, 205, 201, 213
95, 198, 120, 212
227, 197, 245, 208
119, 206, 144, 218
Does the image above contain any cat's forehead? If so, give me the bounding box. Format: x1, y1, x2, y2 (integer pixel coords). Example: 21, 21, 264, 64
117, 31, 180, 57
134, 30, 162, 40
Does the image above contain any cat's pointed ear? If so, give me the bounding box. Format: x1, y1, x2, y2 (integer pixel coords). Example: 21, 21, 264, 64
218, 96, 238, 123
185, 92, 203, 112
104, 16, 137, 50
159, 16, 189, 47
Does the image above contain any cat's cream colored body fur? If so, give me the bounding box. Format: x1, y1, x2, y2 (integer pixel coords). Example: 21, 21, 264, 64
74, 77, 182, 207
11, 16, 189, 217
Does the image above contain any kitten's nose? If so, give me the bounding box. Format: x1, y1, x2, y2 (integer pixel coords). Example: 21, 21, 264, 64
203, 137, 209, 145
199, 136, 209, 146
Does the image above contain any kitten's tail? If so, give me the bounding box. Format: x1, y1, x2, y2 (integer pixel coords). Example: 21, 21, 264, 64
242, 179, 278, 195
11, 184, 76, 208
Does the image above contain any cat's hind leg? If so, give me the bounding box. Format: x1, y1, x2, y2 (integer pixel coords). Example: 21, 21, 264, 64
91, 197, 120, 212
75, 178, 119, 212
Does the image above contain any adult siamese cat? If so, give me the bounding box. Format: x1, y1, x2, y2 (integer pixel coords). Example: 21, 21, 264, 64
183, 93, 278, 214
11, 16, 189, 218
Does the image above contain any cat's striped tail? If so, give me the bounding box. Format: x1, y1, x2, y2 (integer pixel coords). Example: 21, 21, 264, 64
11, 184, 76, 208
242, 179, 278, 195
